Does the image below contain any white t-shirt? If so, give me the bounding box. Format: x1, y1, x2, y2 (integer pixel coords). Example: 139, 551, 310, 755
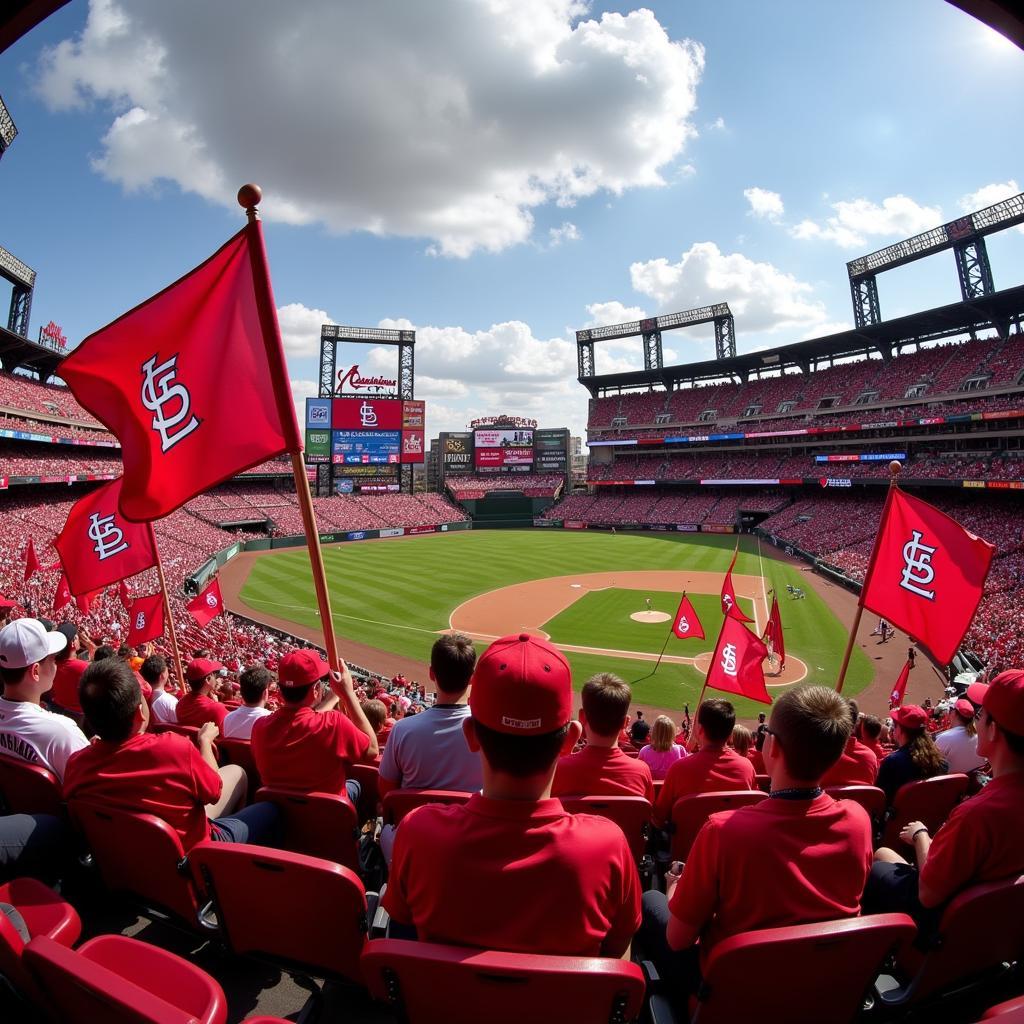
934, 724, 985, 773
222, 704, 271, 740
378, 704, 482, 792
150, 690, 179, 724
0, 697, 90, 782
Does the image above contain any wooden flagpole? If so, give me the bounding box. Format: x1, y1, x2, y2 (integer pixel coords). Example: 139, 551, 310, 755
148, 523, 185, 691
238, 184, 341, 672
685, 679, 710, 753
836, 460, 901, 694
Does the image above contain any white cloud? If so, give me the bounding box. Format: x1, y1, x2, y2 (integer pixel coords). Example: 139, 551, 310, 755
548, 221, 581, 246
288, 377, 319, 429
743, 186, 783, 222
790, 194, 942, 249
277, 302, 333, 357
583, 300, 647, 327
959, 181, 1023, 234
36, 0, 704, 257
706, 116, 726, 131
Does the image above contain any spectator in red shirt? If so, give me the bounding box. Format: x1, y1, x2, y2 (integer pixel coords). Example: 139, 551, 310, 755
866, 671, 1024, 929
49, 622, 90, 717
640, 685, 873, 1008
856, 714, 885, 760
382, 633, 640, 957
251, 649, 378, 805
552, 673, 654, 800
653, 698, 757, 826
175, 658, 229, 730
820, 700, 878, 787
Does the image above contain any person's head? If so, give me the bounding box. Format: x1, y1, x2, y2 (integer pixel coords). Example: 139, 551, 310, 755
139, 654, 169, 689
636, 710, 644, 720
650, 715, 677, 753
858, 714, 882, 744
185, 657, 224, 695
953, 698, 978, 737
466, 633, 579, 782
361, 699, 387, 734
757, 712, 766, 725
764, 685, 852, 784
93, 645, 116, 662
890, 705, 945, 776
579, 673, 632, 741
79, 656, 148, 742
117, 645, 132, 660
239, 666, 272, 707
276, 649, 330, 707
0, 618, 66, 699
429, 633, 476, 696
696, 698, 736, 745
970, 672, 1024, 767
730, 724, 752, 757
54, 623, 78, 664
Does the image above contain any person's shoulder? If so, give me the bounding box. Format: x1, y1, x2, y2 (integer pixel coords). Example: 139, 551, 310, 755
566, 809, 632, 851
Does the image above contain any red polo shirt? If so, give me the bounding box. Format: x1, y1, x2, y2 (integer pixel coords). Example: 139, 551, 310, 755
669, 793, 872, 966
552, 745, 655, 802
175, 692, 227, 730
383, 794, 640, 956
820, 736, 879, 788
51, 658, 88, 711
654, 745, 757, 824
63, 731, 221, 851
251, 705, 370, 794
920, 771, 1024, 906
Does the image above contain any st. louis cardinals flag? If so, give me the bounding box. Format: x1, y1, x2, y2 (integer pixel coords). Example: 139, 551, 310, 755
127, 593, 164, 646
53, 478, 158, 596
889, 659, 912, 710
59, 227, 302, 522
721, 543, 754, 623
860, 488, 994, 665
672, 594, 705, 641
762, 594, 786, 670
23, 537, 40, 581
705, 613, 772, 705
52, 573, 72, 614
187, 578, 224, 628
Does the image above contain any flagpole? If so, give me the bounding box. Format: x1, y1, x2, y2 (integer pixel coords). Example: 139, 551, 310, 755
238, 184, 342, 673
836, 460, 901, 695
686, 679, 710, 753
148, 524, 185, 692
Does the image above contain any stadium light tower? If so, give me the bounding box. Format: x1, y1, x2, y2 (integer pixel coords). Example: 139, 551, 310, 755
0, 93, 16, 161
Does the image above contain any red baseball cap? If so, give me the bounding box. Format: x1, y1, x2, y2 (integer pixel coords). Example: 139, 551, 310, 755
891, 704, 927, 731
278, 649, 330, 688
966, 681, 989, 707
954, 698, 976, 719
185, 657, 224, 683
469, 633, 572, 736
978, 670, 1024, 735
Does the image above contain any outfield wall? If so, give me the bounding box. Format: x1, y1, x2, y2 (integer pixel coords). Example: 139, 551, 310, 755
534, 519, 735, 534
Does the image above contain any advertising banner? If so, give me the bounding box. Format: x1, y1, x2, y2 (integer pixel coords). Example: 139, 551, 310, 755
337, 465, 398, 478
334, 479, 354, 494
703, 524, 735, 534
535, 429, 568, 449
379, 527, 405, 538
533, 518, 559, 527
332, 397, 403, 430
306, 398, 332, 428
442, 433, 473, 469
305, 428, 332, 463
676, 524, 699, 532
332, 430, 401, 464
474, 428, 534, 448
474, 446, 533, 468
564, 521, 588, 530
402, 400, 425, 429
401, 430, 425, 463
407, 525, 437, 535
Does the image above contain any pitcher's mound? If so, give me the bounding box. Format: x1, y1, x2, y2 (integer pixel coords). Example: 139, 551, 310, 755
631, 611, 671, 623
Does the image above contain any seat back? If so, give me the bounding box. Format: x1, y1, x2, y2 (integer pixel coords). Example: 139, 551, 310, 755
693, 914, 916, 1024
69, 799, 203, 926
903, 875, 1024, 1004
0, 752, 64, 816
216, 737, 262, 793
882, 773, 969, 848
825, 785, 887, 822
670, 791, 766, 861
189, 841, 368, 984
382, 789, 473, 828
560, 796, 652, 863
149, 723, 202, 745
361, 938, 646, 1024
254, 786, 359, 871
754, 774, 771, 793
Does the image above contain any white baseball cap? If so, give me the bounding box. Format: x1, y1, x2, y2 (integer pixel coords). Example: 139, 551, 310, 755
0, 618, 67, 670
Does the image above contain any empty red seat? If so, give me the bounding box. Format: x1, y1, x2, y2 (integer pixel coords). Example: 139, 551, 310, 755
669, 790, 766, 861
560, 795, 652, 863
216, 737, 262, 793
382, 789, 473, 828
361, 938, 646, 1023
825, 785, 887, 822
255, 786, 360, 871
881, 773, 969, 848
349, 760, 381, 820
982, 996, 1024, 1020
0, 753, 64, 816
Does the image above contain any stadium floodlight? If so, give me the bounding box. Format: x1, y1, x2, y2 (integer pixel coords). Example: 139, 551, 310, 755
0, 93, 16, 157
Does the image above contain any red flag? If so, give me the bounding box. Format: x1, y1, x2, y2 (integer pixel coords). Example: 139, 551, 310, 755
762, 595, 786, 670
127, 593, 164, 646
118, 579, 132, 611
59, 227, 301, 522
860, 488, 994, 665
76, 589, 101, 615
672, 594, 705, 640
186, 578, 224, 628
721, 544, 754, 623
53, 573, 72, 613
24, 537, 41, 581
705, 614, 772, 705
53, 479, 159, 596
889, 660, 912, 710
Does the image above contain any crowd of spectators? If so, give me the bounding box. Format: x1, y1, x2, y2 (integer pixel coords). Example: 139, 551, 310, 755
444, 474, 564, 499
0, 371, 102, 426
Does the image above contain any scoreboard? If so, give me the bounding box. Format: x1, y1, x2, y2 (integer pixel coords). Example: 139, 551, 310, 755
468, 426, 569, 476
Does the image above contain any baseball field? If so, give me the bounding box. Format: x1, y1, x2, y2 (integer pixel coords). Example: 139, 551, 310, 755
228, 529, 874, 718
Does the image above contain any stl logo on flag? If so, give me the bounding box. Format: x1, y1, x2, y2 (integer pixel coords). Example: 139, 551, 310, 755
676, 614, 689, 634
134, 611, 147, 631
900, 530, 937, 600
87, 512, 128, 561
359, 401, 378, 428
141, 354, 200, 452
206, 593, 218, 609
721, 642, 738, 676
723, 593, 734, 612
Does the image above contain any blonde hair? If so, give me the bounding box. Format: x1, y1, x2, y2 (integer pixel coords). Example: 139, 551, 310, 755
731, 724, 752, 756
650, 715, 676, 752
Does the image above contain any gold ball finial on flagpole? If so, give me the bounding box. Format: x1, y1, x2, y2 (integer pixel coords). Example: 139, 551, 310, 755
238, 183, 262, 220
889, 459, 902, 479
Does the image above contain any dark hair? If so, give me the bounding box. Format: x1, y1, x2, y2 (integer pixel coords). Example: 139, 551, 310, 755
859, 714, 882, 742
473, 719, 568, 778
187, 673, 209, 693
79, 658, 141, 742
93, 645, 116, 662
770, 685, 852, 781
847, 699, 860, 728
999, 722, 1024, 757
279, 682, 316, 705
239, 666, 272, 705
192, 649, 213, 659
139, 654, 168, 686
698, 698, 736, 743
0, 664, 29, 688
581, 673, 632, 737
117, 645, 132, 658
431, 633, 476, 694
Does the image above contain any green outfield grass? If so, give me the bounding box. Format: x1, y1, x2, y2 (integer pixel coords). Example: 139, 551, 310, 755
238, 529, 872, 717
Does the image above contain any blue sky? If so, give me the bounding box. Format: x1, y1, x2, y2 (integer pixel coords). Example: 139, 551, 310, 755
0, 0, 1022, 443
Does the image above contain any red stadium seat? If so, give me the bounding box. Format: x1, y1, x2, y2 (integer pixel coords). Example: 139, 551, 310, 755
23, 932, 227, 1024
690, 914, 916, 1024
881, 773, 969, 848
560, 795, 652, 864
188, 840, 371, 986
149, 722, 203, 745
382, 789, 473, 828
669, 790, 766, 862
215, 737, 262, 793
0, 877, 82, 999
878, 875, 1024, 1008
361, 938, 646, 1024
0, 753, 64, 816
825, 785, 887, 823
983, 997, 1024, 1020
254, 786, 360, 872
69, 800, 209, 929
755, 773, 771, 793
349, 760, 381, 820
